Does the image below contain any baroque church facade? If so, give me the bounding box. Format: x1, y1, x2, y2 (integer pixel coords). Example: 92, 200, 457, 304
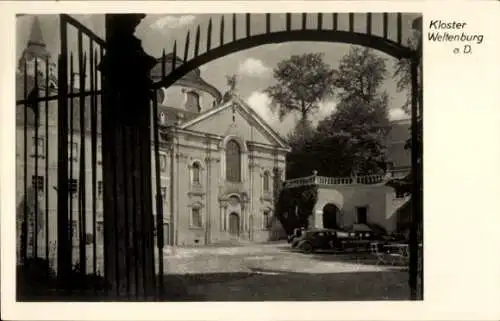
153, 94, 290, 246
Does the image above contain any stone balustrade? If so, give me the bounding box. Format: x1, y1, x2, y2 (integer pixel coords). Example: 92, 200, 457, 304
283, 170, 409, 189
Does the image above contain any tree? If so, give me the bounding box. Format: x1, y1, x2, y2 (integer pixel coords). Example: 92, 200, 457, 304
264, 53, 335, 123
284, 119, 317, 178
393, 31, 422, 113
390, 29, 423, 188
315, 96, 390, 176
333, 46, 388, 103
312, 46, 391, 176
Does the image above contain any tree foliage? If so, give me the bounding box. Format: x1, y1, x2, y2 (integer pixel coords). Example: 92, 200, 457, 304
264, 53, 335, 122
274, 184, 318, 234
315, 95, 391, 176
333, 46, 388, 103
285, 46, 391, 179
393, 31, 422, 113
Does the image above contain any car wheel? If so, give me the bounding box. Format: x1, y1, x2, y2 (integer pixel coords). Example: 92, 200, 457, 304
301, 242, 314, 254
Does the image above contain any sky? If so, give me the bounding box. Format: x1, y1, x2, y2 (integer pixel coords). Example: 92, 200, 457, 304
16, 13, 417, 135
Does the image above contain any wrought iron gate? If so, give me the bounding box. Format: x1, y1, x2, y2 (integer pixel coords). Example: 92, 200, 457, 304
16, 14, 107, 293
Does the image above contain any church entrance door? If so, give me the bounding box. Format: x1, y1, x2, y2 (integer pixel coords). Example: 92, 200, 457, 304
229, 212, 240, 237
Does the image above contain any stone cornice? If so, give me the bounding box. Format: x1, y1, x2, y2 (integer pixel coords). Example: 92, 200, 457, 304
247, 141, 290, 153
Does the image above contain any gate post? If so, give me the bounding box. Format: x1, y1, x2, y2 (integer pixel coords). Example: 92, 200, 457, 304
99, 14, 157, 300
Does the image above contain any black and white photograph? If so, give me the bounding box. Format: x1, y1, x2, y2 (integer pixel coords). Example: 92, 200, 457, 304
13, 12, 423, 302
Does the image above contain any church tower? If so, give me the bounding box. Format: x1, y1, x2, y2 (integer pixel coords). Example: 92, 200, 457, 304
17, 15, 57, 90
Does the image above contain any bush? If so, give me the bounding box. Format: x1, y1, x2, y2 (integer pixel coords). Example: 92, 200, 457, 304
275, 184, 318, 235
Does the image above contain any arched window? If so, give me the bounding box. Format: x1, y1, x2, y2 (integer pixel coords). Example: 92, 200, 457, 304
226, 140, 241, 182
192, 162, 201, 184
263, 171, 270, 193
191, 207, 203, 228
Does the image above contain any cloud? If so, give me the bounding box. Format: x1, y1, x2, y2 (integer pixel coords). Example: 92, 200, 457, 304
246, 91, 275, 122
150, 15, 196, 31
389, 107, 409, 121
245, 92, 336, 136
238, 58, 271, 78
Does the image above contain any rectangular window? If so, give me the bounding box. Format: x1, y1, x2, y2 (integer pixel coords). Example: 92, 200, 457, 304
96, 221, 104, 243
356, 207, 368, 224
161, 187, 167, 200
191, 208, 202, 228
159, 153, 167, 173
32, 175, 44, 192
70, 220, 78, 242
68, 178, 78, 194
97, 181, 103, 199
68, 142, 78, 160
32, 136, 45, 157
97, 143, 102, 164
263, 173, 270, 193
163, 223, 170, 246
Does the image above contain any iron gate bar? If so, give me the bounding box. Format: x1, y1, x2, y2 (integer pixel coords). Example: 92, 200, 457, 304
366, 13, 372, 35
383, 13, 388, 38
99, 45, 111, 294
69, 53, 74, 265
194, 26, 200, 58
22, 58, 28, 262
418, 33, 424, 299
60, 14, 107, 48
266, 13, 270, 34
183, 31, 190, 63
44, 55, 50, 264
221, 16, 226, 44
207, 19, 212, 52
34, 57, 39, 258
409, 55, 419, 300
151, 74, 164, 297
78, 29, 87, 276
90, 46, 98, 279
57, 51, 70, 281
16, 90, 103, 105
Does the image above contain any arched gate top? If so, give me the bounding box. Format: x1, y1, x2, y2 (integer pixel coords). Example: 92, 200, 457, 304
152, 12, 421, 91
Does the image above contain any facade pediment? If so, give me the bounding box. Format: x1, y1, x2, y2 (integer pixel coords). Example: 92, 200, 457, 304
180, 97, 290, 151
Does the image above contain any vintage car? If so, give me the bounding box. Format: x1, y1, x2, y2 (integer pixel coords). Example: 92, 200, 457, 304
296, 228, 343, 253
296, 226, 385, 253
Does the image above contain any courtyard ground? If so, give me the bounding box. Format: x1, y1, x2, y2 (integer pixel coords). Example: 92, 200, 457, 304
157, 242, 415, 301
18, 242, 420, 301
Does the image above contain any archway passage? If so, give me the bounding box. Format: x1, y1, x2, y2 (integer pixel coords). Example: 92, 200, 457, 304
322, 203, 339, 229
151, 13, 421, 91
229, 212, 240, 236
